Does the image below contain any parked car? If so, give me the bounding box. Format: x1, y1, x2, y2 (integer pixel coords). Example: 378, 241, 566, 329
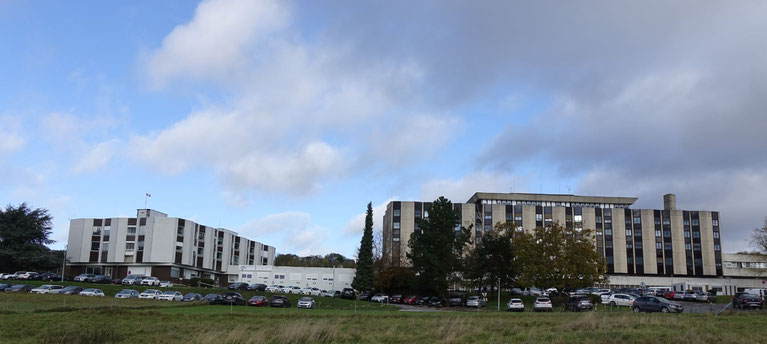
733, 293, 763, 309
157, 291, 183, 301
322, 290, 339, 298
141, 277, 161, 286
370, 293, 389, 303
18, 272, 38, 280
183, 293, 202, 302
466, 295, 486, 308
297, 297, 316, 309
416, 296, 431, 305
221, 292, 245, 305
390, 294, 403, 303
533, 297, 553, 312
448, 293, 465, 307
31, 285, 64, 294
359, 291, 372, 301
340, 288, 356, 300
112, 278, 123, 285
139, 289, 163, 299
307, 287, 322, 296
247, 283, 267, 291
402, 295, 418, 305
564, 295, 593, 312
122, 275, 145, 285
159, 281, 173, 288
228, 282, 249, 290
599, 292, 614, 304
6, 284, 34, 292
545, 288, 559, 296
288, 286, 303, 294
682, 291, 698, 301
58, 286, 85, 295
248, 295, 269, 307
80, 288, 105, 297
279, 286, 294, 293
605, 293, 636, 307
509, 288, 524, 295
523, 288, 543, 296
38, 273, 63, 281
205, 293, 224, 305
265, 285, 281, 293
428, 296, 444, 307
632, 296, 683, 313
695, 292, 716, 303
115, 289, 139, 298
91, 275, 112, 284
663, 291, 677, 299
0, 283, 10, 291
0, 273, 11, 280
270, 295, 291, 308
507, 298, 525, 312
74, 274, 96, 282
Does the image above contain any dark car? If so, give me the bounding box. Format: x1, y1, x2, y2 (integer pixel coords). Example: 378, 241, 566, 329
183, 293, 202, 302
270, 295, 291, 308
428, 296, 444, 307
7, 284, 34, 293
248, 295, 269, 307
564, 295, 593, 312
204, 293, 224, 305
340, 288, 356, 300
448, 293, 466, 307
58, 286, 85, 295
112, 278, 123, 285
228, 282, 249, 290
390, 294, 402, 303
733, 293, 763, 310
90, 275, 112, 284
0, 283, 10, 291
416, 296, 431, 305
359, 291, 372, 301
632, 296, 683, 313
222, 292, 246, 305
38, 273, 62, 281
247, 283, 267, 291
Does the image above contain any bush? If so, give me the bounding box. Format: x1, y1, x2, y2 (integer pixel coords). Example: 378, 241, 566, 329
189, 278, 215, 288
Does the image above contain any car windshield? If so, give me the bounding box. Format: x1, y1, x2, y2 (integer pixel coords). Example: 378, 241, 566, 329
251, 296, 265, 300
537, 298, 550, 302
82, 288, 95, 292
118, 289, 132, 294
205, 294, 218, 298
163, 291, 175, 295
300, 297, 312, 301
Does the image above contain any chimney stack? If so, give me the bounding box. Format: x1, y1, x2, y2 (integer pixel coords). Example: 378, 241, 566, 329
663, 194, 677, 210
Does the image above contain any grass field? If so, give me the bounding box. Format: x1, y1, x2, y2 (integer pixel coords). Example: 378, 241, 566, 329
0, 293, 765, 343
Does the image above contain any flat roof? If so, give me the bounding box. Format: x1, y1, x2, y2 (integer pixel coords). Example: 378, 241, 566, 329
466, 192, 638, 205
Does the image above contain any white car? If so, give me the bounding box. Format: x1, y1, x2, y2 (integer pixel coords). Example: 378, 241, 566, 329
80, 288, 105, 297
322, 290, 337, 297
18, 272, 37, 280
297, 297, 316, 309
307, 287, 322, 296
605, 293, 636, 307
141, 277, 160, 286
533, 297, 553, 312
74, 274, 96, 282
544, 288, 558, 296
287, 286, 302, 294
599, 292, 613, 304
157, 291, 183, 301
265, 285, 280, 293
30, 285, 64, 294
159, 281, 173, 288
507, 298, 525, 312
115, 289, 139, 298
0, 273, 11, 280
139, 289, 163, 299
370, 294, 389, 303
122, 275, 145, 285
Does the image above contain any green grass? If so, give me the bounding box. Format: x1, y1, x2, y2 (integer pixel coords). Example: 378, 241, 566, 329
0, 294, 765, 343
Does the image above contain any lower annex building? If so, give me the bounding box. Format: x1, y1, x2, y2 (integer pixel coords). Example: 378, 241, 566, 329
383, 192, 765, 294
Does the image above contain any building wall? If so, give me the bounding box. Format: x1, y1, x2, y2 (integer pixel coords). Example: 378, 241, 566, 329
236, 265, 356, 291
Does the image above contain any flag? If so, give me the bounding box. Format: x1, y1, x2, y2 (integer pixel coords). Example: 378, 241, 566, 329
146, 193, 152, 197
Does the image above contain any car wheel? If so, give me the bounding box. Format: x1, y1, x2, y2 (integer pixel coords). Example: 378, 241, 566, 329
633, 307, 640, 313
661, 307, 669, 313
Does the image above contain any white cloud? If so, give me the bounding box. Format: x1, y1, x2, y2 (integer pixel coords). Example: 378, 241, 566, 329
145, 0, 289, 87
343, 198, 395, 236
420, 171, 522, 204
0, 131, 24, 156
238, 211, 332, 256
73, 139, 118, 174
369, 114, 461, 165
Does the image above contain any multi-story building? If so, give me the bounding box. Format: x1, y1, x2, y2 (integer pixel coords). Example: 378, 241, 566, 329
383, 192, 765, 294
66, 209, 275, 284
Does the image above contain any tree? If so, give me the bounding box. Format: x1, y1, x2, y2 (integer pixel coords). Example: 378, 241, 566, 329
463, 222, 516, 292
0, 203, 59, 272
408, 197, 471, 296
352, 202, 375, 291
514, 222, 606, 289
751, 218, 767, 255
274, 253, 356, 268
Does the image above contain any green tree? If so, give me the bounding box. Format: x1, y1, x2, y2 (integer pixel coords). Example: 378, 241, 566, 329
463, 222, 516, 292
0, 203, 59, 272
352, 202, 375, 291
514, 223, 606, 289
408, 197, 471, 296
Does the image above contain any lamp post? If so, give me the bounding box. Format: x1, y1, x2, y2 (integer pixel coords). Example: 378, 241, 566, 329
61, 245, 68, 282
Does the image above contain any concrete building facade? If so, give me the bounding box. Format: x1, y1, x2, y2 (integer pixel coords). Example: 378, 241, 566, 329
235, 265, 355, 291
66, 209, 275, 284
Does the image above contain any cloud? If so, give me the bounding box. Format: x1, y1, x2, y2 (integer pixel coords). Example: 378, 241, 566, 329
0, 131, 24, 156
342, 199, 395, 236
420, 172, 525, 204
73, 139, 119, 174
238, 211, 332, 256
38, 112, 122, 174
369, 115, 461, 165
144, 0, 289, 87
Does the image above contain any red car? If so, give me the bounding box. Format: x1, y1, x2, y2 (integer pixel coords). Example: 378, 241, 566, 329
247, 295, 269, 307
663, 291, 676, 299
402, 295, 418, 305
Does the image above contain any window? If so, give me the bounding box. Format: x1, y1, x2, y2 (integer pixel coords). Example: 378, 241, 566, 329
101, 242, 109, 251
626, 242, 633, 249
605, 218, 612, 224
393, 209, 400, 217
714, 244, 721, 251
665, 258, 673, 265
693, 243, 701, 251
176, 243, 183, 252
393, 237, 400, 242
626, 230, 632, 237
536, 214, 543, 221
139, 226, 146, 235
216, 252, 222, 259
656, 242, 662, 249
685, 243, 691, 250
138, 241, 144, 250
662, 219, 670, 226
692, 219, 699, 226
635, 242, 642, 249
93, 227, 102, 234
692, 232, 700, 238
604, 229, 612, 236
683, 219, 690, 226
574, 215, 582, 223
605, 241, 613, 248
713, 232, 720, 239
607, 257, 614, 264
712, 219, 719, 226
415, 210, 422, 217
663, 230, 671, 238
627, 257, 634, 264
596, 216, 602, 224
170, 267, 180, 278
636, 257, 644, 265
197, 247, 204, 255
655, 230, 661, 237
127, 226, 136, 234
684, 231, 690, 238
633, 217, 641, 224
393, 222, 400, 229
91, 242, 99, 251
126, 243, 135, 251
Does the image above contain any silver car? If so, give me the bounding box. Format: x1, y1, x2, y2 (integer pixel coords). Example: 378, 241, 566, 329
466, 295, 486, 307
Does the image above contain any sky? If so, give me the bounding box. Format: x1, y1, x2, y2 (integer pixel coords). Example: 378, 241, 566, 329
1, 0, 767, 257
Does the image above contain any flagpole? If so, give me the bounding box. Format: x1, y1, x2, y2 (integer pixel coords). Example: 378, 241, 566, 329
145, 194, 148, 209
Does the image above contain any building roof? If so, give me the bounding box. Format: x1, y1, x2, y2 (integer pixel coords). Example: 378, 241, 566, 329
466, 192, 638, 206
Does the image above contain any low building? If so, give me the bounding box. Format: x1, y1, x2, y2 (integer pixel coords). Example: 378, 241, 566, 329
235, 265, 355, 291
66, 209, 275, 284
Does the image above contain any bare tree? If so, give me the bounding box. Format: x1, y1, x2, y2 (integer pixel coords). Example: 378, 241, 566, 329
751, 218, 767, 255
372, 230, 383, 260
